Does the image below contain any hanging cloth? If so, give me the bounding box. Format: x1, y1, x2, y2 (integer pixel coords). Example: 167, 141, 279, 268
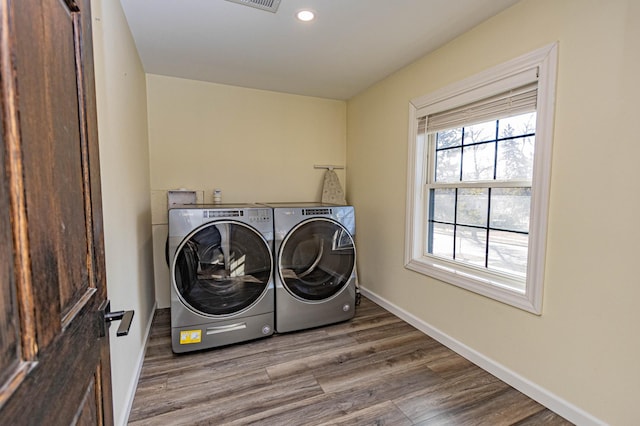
321, 169, 346, 205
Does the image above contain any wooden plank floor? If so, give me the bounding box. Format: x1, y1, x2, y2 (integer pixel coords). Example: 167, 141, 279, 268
128, 297, 572, 425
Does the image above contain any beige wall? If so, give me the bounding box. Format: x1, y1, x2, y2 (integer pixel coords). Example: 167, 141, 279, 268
347, 0, 639, 424
146, 75, 347, 307
91, 0, 155, 424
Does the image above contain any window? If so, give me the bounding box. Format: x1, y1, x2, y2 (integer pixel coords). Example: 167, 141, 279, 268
428, 110, 536, 286
405, 44, 557, 314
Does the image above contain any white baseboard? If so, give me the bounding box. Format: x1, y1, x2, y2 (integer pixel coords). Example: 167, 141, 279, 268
117, 301, 157, 426
360, 288, 605, 426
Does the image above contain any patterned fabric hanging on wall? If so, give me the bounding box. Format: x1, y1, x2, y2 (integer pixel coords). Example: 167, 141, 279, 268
321, 169, 346, 205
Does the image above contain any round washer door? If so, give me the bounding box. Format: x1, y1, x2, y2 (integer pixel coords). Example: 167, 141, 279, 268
173, 220, 272, 316
279, 218, 355, 301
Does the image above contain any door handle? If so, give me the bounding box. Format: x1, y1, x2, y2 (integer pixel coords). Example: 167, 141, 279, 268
100, 300, 135, 337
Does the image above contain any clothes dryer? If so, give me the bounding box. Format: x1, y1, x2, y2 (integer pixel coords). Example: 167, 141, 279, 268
264, 202, 357, 333
168, 204, 274, 353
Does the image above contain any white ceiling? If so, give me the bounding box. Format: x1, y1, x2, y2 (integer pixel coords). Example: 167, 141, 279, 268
120, 0, 521, 100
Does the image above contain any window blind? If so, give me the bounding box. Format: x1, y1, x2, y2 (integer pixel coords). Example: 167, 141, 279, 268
425, 82, 537, 134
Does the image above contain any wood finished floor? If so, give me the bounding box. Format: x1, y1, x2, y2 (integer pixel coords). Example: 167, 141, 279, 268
128, 297, 572, 425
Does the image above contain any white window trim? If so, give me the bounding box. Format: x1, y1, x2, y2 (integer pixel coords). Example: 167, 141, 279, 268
405, 43, 558, 314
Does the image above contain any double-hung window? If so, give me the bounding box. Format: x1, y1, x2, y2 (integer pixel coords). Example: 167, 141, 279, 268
405, 44, 557, 314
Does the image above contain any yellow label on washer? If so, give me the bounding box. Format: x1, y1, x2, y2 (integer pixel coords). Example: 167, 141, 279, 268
179, 329, 202, 344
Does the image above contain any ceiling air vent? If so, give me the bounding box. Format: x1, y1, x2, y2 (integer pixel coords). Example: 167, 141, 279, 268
225, 0, 281, 13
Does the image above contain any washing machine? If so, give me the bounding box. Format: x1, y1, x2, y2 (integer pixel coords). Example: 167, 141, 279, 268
168, 204, 274, 353
263, 202, 357, 333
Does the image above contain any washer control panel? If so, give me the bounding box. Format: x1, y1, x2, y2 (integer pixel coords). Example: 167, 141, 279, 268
203, 209, 243, 218
247, 208, 272, 223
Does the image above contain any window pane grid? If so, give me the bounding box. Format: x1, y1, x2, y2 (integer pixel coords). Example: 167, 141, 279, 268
453, 188, 459, 259
428, 187, 530, 271
434, 133, 536, 182
435, 132, 536, 152
428, 112, 535, 278
429, 219, 530, 236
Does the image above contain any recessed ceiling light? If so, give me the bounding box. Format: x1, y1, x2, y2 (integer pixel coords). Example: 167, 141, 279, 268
296, 10, 315, 22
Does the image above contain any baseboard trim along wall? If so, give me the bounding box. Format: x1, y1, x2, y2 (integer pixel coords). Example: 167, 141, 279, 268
359, 288, 605, 426
118, 301, 157, 426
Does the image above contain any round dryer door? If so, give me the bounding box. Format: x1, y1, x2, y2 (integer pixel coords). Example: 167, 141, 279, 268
173, 221, 272, 316
279, 218, 355, 301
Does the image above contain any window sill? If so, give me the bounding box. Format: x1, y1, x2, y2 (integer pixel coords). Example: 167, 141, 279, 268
405, 256, 541, 314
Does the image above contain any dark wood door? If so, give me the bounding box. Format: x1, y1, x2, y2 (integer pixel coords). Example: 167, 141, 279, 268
0, 0, 113, 424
